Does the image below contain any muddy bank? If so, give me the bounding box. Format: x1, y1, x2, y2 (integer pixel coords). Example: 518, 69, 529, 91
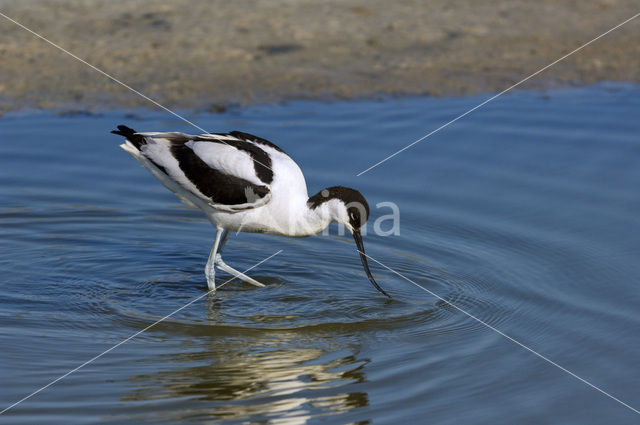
0, 0, 639, 113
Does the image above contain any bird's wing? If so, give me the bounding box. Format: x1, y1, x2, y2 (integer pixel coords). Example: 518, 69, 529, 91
133, 132, 273, 212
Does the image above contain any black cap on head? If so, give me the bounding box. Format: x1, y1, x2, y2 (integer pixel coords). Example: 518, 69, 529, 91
308, 186, 370, 226
308, 186, 390, 298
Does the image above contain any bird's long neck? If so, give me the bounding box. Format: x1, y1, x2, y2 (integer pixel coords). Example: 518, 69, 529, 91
239, 189, 333, 237
273, 188, 335, 237
291, 193, 333, 236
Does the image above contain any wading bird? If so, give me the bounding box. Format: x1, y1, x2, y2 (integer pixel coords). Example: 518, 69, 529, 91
113, 125, 389, 297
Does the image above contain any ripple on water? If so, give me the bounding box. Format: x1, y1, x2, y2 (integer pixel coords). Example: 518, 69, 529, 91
2, 87, 640, 424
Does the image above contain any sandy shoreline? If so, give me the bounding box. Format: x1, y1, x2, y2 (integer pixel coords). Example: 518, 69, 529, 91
0, 0, 639, 113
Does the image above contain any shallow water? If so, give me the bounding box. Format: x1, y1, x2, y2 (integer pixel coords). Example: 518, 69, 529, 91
1, 85, 639, 424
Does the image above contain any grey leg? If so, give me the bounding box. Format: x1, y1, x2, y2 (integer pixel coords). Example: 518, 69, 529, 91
207, 228, 265, 288
218, 229, 230, 255
205, 228, 227, 290
215, 258, 266, 288
214, 232, 265, 288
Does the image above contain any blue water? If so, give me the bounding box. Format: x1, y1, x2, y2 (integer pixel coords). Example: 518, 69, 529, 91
1, 85, 639, 424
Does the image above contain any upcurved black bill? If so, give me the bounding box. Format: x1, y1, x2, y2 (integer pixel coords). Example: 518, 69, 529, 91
353, 229, 391, 298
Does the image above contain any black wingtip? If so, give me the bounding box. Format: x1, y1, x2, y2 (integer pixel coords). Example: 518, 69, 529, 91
111, 124, 136, 137
111, 125, 145, 149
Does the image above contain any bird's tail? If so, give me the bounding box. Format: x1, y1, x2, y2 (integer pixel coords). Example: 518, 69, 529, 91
111, 125, 146, 149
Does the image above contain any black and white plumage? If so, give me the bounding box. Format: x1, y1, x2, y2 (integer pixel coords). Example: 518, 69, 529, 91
112, 125, 389, 297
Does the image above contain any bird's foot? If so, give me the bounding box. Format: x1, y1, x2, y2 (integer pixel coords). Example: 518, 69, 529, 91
215, 254, 266, 288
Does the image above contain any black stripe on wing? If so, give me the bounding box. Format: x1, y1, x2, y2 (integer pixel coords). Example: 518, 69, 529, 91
194, 136, 274, 184
171, 143, 270, 206
229, 131, 286, 154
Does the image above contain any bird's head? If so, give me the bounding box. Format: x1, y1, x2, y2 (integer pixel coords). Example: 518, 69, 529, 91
308, 186, 390, 298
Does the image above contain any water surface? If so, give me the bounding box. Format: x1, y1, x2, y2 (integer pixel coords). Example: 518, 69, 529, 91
1, 85, 639, 424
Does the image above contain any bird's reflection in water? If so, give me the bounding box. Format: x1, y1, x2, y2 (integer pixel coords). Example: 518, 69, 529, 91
122, 294, 370, 423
